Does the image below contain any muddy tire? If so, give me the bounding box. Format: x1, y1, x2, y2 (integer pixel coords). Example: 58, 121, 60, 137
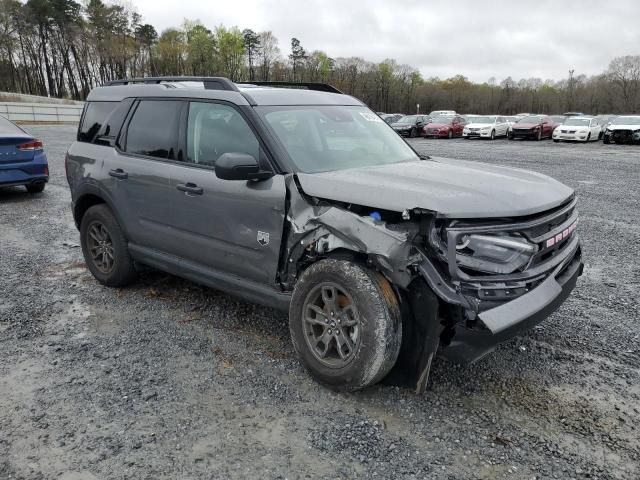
80, 204, 137, 287
289, 259, 402, 391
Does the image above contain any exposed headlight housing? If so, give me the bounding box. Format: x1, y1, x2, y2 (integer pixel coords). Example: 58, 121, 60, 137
455, 234, 537, 274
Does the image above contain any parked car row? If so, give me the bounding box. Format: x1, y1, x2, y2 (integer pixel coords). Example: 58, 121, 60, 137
379, 110, 640, 145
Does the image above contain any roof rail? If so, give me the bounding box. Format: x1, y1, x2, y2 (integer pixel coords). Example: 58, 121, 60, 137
104, 76, 240, 92
236, 81, 343, 94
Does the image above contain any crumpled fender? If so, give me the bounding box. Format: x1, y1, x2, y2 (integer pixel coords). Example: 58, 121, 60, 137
283, 175, 419, 288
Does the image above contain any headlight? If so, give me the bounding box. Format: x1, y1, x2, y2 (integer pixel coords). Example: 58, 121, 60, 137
481, 127, 491, 131
455, 234, 537, 274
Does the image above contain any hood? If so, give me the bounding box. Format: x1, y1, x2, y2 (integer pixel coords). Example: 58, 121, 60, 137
466, 123, 494, 128
296, 158, 574, 219
512, 122, 540, 129
608, 123, 640, 130
391, 122, 413, 128
426, 123, 451, 129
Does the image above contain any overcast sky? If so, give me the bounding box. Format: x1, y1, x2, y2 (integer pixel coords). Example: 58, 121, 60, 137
134, 0, 637, 82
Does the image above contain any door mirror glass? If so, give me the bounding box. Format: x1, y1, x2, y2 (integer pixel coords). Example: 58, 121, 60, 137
215, 152, 271, 181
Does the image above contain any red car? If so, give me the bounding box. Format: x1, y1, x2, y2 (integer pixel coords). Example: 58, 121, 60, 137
508, 115, 558, 140
423, 115, 467, 138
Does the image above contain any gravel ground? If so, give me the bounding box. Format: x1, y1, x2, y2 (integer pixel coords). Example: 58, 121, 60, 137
1, 126, 639, 480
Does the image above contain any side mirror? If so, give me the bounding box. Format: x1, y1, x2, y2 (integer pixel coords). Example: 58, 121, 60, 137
215, 152, 273, 181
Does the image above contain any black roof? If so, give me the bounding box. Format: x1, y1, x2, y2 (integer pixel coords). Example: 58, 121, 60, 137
88, 77, 363, 107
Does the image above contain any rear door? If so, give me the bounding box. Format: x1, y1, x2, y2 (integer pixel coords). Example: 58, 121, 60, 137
165, 100, 286, 285
110, 99, 185, 253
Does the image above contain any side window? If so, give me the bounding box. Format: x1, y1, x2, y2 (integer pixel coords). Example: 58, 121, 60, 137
78, 101, 118, 143
125, 100, 183, 160
95, 99, 134, 147
187, 102, 259, 167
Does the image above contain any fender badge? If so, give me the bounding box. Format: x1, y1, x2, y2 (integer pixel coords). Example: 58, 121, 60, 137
257, 231, 270, 246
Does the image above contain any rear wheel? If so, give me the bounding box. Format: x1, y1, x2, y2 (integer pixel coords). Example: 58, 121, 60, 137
80, 204, 137, 287
26, 183, 45, 193
289, 259, 402, 391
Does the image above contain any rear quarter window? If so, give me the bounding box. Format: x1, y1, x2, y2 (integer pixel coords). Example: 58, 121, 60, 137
78, 101, 118, 143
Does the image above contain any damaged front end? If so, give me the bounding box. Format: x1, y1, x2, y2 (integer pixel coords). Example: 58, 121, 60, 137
281, 177, 583, 393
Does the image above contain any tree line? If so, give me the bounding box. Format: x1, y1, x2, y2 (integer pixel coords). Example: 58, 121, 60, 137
1, 0, 639, 114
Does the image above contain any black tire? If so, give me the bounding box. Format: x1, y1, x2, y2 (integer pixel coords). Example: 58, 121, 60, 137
80, 204, 137, 287
586, 133, 591, 142
490, 129, 495, 140
508, 132, 513, 140
536, 129, 542, 141
553, 139, 560, 143
604, 136, 611, 144
26, 183, 45, 193
289, 259, 402, 391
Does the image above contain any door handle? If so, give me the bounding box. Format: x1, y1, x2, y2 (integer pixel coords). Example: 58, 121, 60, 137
109, 168, 128, 180
176, 182, 203, 195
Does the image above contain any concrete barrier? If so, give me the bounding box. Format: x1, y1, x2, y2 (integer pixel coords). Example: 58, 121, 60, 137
0, 102, 84, 124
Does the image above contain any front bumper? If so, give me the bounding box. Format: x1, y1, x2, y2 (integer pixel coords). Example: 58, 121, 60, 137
463, 131, 492, 138
553, 131, 590, 142
393, 128, 413, 137
439, 249, 582, 363
424, 130, 449, 138
604, 130, 640, 144
511, 129, 539, 139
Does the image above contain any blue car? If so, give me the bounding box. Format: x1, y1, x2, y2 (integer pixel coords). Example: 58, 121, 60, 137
0, 115, 48, 193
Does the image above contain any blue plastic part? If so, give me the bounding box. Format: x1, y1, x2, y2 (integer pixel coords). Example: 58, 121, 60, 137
369, 211, 382, 222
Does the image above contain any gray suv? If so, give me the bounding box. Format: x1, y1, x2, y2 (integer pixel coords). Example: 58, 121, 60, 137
66, 77, 583, 392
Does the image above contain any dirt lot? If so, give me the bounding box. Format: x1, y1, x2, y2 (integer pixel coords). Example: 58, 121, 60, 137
1, 126, 639, 480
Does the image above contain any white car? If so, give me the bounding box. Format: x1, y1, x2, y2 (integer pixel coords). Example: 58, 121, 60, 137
462, 115, 510, 140
552, 117, 602, 142
602, 116, 640, 144
429, 110, 456, 117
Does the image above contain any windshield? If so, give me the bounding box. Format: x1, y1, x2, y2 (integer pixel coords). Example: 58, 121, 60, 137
257, 106, 419, 173
395, 115, 417, 124
612, 116, 640, 125
517, 115, 544, 123
564, 118, 591, 126
550, 116, 567, 123
429, 116, 453, 124
467, 116, 496, 124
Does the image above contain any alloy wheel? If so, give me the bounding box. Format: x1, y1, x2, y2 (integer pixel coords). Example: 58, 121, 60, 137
302, 282, 361, 368
86, 221, 115, 274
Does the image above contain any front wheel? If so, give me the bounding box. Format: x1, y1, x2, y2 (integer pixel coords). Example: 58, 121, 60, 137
536, 129, 542, 141
448, 129, 453, 139
80, 204, 137, 287
604, 136, 611, 144
490, 129, 495, 140
289, 259, 402, 391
